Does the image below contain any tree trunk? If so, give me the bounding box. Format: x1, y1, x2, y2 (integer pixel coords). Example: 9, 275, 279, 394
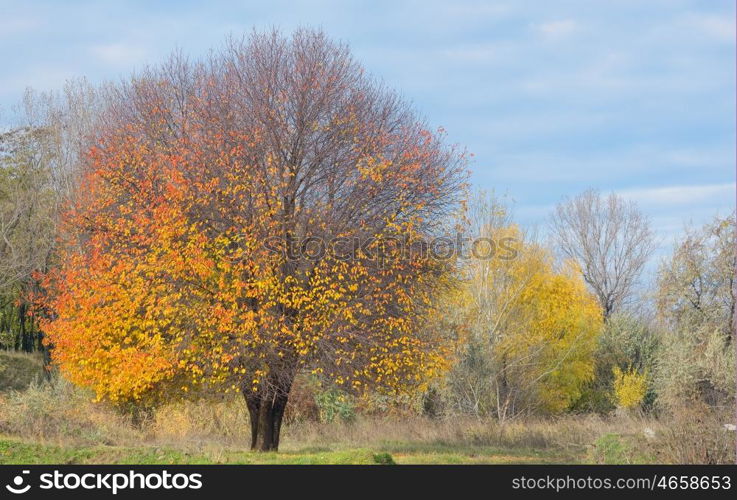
243, 376, 293, 452
19, 302, 31, 352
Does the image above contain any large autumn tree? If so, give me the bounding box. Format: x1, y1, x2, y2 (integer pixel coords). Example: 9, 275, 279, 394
36, 30, 467, 450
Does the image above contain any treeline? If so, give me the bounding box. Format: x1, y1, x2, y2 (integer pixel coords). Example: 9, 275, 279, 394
1, 83, 102, 353
430, 192, 735, 420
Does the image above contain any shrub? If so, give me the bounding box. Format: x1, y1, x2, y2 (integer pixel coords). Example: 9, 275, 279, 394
647, 406, 736, 464
612, 367, 648, 410
0, 377, 137, 445
573, 312, 658, 414
372, 452, 396, 465
655, 216, 735, 410
0, 351, 46, 392
315, 387, 355, 423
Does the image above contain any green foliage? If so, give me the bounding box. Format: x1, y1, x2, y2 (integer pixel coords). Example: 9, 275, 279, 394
315, 387, 356, 423
372, 452, 396, 465
573, 312, 658, 414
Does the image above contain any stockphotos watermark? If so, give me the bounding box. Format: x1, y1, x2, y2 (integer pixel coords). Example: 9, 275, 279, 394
4, 469, 202, 495
262, 232, 519, 265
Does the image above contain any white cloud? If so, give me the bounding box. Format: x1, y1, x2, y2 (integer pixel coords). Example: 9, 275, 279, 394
684, 13, 734, 43
0, 16, 41, 37
617, 183, 735, 207
90, 43, 148, 66
478, 143, 732, 184
443, 2, 512, 19
439, 42, 513, 63
0, 66, 77, 100
535, 19, 577, 39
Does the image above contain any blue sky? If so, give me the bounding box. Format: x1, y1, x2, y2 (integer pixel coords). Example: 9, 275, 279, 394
1, 0, 734, 257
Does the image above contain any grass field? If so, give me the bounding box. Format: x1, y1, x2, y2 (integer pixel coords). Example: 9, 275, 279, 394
0, 437, 576, 465
0, 352, 733, 464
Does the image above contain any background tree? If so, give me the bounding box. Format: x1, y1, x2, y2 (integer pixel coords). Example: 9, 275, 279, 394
550, 189, 656, 319
36, 29, 467, 451
655, 215, 735, 410
445, 194, 603, 419
0, 81, 102, 354
0, 126, 56, 352
20, 80, 105, 203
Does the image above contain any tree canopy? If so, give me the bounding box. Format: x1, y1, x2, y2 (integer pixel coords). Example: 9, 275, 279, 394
35, 29, 467, 450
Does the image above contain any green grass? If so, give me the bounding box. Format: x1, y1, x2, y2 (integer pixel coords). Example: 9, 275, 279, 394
0, 351, 45, 391
588, 433, 657, 464
0, 437, 581, 465
375, 441, 578, 464
0, 438, 202, 465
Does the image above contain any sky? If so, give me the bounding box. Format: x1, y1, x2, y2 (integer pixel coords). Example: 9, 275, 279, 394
1, 0, 734, 261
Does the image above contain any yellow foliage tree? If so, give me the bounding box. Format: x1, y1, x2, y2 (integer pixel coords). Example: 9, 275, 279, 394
458, 222, 603, 418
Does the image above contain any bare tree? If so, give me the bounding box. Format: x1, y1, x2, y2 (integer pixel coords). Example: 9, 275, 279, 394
550, 189, 655, 319
20, 79, 105, 203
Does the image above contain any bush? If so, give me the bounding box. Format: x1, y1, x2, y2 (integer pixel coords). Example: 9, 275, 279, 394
372, 452, 395, 465
0, 351, 46, 392
654, 216, 735, 410
647, 406, 736, 464
612, 367, 647, 410
282, 374, 320, 424
574, 313, 658, 414
315, 387, 355, 423
0, 377, 137, 445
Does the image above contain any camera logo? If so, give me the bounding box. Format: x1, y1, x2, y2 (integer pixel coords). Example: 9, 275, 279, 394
6, 470, 31, 494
